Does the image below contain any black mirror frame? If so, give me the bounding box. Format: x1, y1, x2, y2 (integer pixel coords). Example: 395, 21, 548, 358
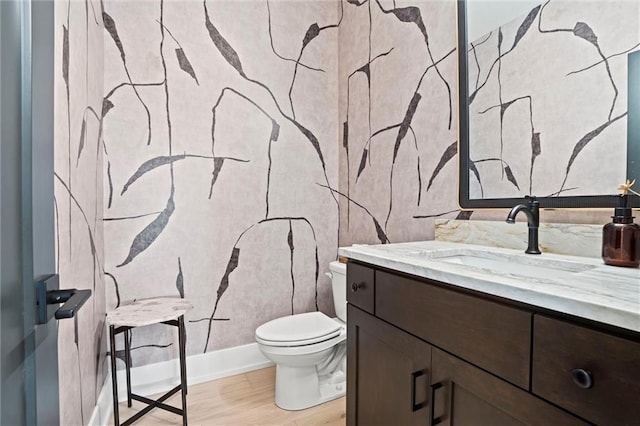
457, 0, 640, 209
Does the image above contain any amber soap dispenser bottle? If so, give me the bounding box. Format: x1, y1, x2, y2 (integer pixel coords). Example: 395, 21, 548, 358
602, 195, 640, 268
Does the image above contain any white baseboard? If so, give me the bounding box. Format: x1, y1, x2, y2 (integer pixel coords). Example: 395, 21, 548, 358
87, 343, 272, 426
87, 375, 113, 426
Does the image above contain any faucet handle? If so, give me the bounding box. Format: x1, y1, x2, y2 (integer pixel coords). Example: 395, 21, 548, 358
524, 195, 537, 201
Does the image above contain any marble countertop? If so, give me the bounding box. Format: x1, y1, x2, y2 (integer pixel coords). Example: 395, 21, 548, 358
338, 241, 640, 333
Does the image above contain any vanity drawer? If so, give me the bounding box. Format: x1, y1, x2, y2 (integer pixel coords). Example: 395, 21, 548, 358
346, 263, 375, 314
532, 315, 640, 426
376, 271, 532, 389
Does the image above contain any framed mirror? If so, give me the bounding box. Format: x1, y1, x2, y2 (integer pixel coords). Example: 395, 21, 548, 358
457, 0, 640, 208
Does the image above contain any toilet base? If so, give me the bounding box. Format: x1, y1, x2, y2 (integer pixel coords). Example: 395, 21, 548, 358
274, 365, 346, 411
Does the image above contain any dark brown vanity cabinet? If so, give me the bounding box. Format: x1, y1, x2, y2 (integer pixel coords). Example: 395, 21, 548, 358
347, 305, 432, 425
375, 270, 531, 389
430, 348, 587, 426
346, 262, 640, 425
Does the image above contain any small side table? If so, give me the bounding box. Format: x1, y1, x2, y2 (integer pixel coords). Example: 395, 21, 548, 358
106, 297, 193, 426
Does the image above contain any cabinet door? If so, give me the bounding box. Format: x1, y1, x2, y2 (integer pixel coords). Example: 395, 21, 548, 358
347, 304, 432, 426
430, 348, 588, 426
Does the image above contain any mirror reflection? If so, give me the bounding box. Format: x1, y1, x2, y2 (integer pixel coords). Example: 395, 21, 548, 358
459, 0, 640, 207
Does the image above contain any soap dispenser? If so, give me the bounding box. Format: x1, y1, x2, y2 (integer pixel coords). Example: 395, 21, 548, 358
602, 194, 640, 268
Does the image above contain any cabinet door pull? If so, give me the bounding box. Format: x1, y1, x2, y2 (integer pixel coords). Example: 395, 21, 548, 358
351, 282, 364, 292
411, 370, 428, 411
430, 382, 444, 425
570, 368, 594, 389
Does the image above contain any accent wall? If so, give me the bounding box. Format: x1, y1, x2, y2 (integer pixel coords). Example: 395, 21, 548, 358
101, 0, 340, 366
54, 0, 106, 424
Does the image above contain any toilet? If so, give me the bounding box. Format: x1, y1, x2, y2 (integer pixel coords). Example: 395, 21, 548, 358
255, 261, 347, 410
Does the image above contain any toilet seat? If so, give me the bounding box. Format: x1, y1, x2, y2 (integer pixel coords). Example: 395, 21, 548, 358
255, 312, 342, 347
257, 329, 346, 357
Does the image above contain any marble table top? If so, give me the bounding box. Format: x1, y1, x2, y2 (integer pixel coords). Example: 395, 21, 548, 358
106, 297, 193, 327
339, 241, 640, 333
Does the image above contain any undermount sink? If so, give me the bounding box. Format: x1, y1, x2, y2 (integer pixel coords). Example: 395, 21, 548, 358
422, 249, 596, 281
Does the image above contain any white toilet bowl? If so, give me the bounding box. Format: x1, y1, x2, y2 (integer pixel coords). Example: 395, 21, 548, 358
255, 261, 347, 411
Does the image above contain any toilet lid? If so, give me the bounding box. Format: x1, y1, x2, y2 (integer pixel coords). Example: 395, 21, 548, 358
255, 312, 341, 345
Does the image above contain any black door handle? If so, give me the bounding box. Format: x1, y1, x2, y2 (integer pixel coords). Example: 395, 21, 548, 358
49, 289, 92, 319
36, 274, 92, 324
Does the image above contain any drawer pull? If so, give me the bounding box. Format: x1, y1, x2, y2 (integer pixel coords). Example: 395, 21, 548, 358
351, 282, 365, 292
430, 382, 444, 425
410, 370, 427, 411
570, 368, 594, 389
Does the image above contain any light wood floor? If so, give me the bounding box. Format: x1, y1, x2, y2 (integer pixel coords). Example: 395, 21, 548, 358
111, 366, 346, 425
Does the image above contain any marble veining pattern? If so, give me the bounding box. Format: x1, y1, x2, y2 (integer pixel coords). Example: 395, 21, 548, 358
107, 297, 193, 327
339, 241, 640, 332
435, 219, 603, 258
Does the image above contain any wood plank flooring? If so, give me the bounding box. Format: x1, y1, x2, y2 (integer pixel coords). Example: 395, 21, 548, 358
111, 366, 346, 425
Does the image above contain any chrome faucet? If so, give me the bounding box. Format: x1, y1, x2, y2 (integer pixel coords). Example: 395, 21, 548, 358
506, 196, 541, 254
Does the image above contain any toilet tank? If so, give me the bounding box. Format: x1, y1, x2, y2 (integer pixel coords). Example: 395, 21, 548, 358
328, 261, 347, 322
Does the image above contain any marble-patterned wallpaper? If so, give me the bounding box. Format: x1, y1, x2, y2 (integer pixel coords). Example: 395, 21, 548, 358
54, 0, 106, 424
101, 0, 339, 365
336, 0, 617, 246
50, 2, 626, 419
338, 0, 468, 245
468, 1, 639, 199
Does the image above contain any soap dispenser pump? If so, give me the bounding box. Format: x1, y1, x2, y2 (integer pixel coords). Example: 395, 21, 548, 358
602, 194, 640, 268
